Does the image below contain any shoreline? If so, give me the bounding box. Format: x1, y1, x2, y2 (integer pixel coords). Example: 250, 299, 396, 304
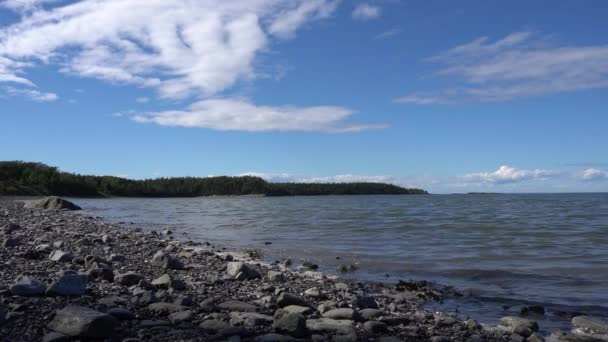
1, 198, 606, 341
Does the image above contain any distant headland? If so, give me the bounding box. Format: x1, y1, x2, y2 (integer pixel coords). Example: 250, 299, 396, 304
0, 161, 428, 197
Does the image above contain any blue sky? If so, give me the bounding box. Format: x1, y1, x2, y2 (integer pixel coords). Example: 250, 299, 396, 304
1, 0, 607, 193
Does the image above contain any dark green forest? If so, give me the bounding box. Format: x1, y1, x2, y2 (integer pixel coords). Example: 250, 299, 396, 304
0, 161, 428, 197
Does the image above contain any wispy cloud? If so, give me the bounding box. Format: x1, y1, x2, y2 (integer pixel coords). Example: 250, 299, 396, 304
0, 0, 381, 132
136, 97, 149, 104
130, 98, 387, 132
463, 165, 560, 184
352, 3, 381, 21
395, 31, 608, 104
374, 28, 402, 40
2, 85, 58, 101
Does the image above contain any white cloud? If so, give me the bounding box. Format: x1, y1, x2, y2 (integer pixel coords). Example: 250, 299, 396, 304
0, 0, 381, 132
2, 85, 58, 101
396, 31, 608, 104
1, 0, 61, 12
240, 172, 397, 184
581, 168, 608, 181
463, 165, 560, 184
130, 98, 386, 132
352, 3, 381, 21
136, 97, 149, 104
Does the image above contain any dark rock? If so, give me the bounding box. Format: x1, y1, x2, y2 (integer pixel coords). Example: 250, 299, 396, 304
521, 305, 545, 316
354, 296, 378, 309
359, 308, 382, 320
302, 262, 319, 270
230, 312, 273, 327
364, 321, 387, 333
277, 292, 310, 308
9, 275, 47, 296
46, 273, 88, 296
24, 197, 81, 210
107, 307, 135, 321
200, 319, 230, 332
114, 272, 145, 286
2, 237, 20, 247
42, 332, 69, 342
218, 300, 259, 312
306, 318, 355, 335
147, 302, 184, 314
48, 305, 117, 338
2, 222, 20, 234
273, 310, 308, 338
151, 251, 183, 270
168, 310, 193, 324
255, 333, 297, 342
151, 274, 186, 290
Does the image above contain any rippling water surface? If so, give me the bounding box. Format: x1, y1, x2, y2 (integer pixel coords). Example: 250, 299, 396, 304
74, 193, 608, 330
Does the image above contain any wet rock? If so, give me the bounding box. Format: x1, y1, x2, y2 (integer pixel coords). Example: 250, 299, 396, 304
302, 262, 318, 270
42, 332, 69, 342
168, 310, 193, 324
527, 333, 545, 342
230, 312, 273, 327
364, 321, 387, 333
255, 333, 298, 342
359, 308, 382, 320
521, 305, 545, 316
322, 308, 361, 321
147, 302, 184, 314
114, 272, 145, 286
306, 318, 355, 335
277, 292, 310, 308
10, 275, 47, 296
200, 319, 230, 332
48, 305, 117, 338
218, 300, 259, 312
430, 337, 450, 342
354, 296, 378, 309
49, 250, 73, 263
24, 197, 82, 210
283, 305, 313, 315
107, 307, 135, 321
46, 273, 88, 296
548, 331, 600, 342
273, 310, 308, 338
498, 316, 539, 335
572, 316, 608, 340
227, 262, 261, 280
151, 250, 183, 270
268, 271, 286, 282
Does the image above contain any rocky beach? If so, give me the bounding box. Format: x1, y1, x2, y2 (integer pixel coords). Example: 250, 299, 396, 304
1, 198, 607, 342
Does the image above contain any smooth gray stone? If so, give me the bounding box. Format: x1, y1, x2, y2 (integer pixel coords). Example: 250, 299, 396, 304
10, 276, 47, 297
226, 262, 261, 280
48, 305, 117, 338
277, 292, 310, 308
46, 273, 87, 296
218, 300, 259, 312
273, 311, 307, 338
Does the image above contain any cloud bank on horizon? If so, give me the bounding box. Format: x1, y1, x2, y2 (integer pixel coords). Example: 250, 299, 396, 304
240, 165, 608, 193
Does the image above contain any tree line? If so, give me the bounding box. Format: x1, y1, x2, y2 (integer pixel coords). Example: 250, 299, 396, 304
0, 161, 428, 197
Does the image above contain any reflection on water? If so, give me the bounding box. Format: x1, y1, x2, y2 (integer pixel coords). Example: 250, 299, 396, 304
74, 193, 608, 330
